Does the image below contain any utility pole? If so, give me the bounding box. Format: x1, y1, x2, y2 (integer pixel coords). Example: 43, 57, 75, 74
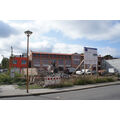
11, 46, 13, 57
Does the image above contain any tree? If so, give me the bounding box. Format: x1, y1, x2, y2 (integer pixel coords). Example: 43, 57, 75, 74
103, 55, 113, 60
1, 57, 9, 69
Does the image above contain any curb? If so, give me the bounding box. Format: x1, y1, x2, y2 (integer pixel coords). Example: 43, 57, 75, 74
0, 82, 120, 98
30, 82, 120, 96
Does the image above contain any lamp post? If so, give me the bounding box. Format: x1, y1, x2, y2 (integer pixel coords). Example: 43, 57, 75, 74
24, 30, 32, 93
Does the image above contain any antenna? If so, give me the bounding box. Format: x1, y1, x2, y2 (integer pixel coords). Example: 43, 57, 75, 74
11, 46, 13, 57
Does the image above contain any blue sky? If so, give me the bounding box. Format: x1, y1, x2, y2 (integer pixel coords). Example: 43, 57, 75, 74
0, 20, 120, 61
44, 29, 120, 48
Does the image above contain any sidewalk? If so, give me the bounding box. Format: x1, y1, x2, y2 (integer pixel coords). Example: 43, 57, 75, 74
0, 81, 120, 98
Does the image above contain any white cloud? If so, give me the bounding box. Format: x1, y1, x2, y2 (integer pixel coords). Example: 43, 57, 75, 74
0, 20, 120, 62
50, 20, 120, 41
52, 43, 83, 53
99, 47, 119, 57
7, 20, 120, 41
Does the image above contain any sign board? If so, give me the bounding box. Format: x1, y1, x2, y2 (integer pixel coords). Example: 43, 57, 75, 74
108, 68, 115, 73
84, 47, 98, 65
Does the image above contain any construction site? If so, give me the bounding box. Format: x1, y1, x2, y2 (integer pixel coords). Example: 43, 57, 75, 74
8, 47, 120, 88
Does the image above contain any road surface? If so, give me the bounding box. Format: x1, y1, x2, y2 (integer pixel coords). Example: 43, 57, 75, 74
1, 84, 120, 100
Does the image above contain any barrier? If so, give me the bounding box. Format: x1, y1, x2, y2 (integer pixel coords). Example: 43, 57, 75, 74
44, 76, 61, 86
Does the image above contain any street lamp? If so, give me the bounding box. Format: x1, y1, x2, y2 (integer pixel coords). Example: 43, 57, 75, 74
24, 30, 32, 93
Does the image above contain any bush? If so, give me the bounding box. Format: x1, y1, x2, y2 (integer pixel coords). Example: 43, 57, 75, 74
96, 78, 107, 83
0, 72, 26, 85
73, 75, 115, 85
106, 77, 114, 82
49, 80, 74, 88
0, 73, 12, 84
74, 76, 96, 85
74, 79, 85, 85
86, 79, 96, 84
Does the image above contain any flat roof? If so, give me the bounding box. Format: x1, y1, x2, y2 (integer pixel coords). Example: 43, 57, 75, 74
31, 52, 72, 56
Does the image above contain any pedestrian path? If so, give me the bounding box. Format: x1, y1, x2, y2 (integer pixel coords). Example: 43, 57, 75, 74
0, 81, 120, 98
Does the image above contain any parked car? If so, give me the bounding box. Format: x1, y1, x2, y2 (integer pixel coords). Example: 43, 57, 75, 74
76, 69, 94, 75
0, 69, 3, 73
76, 70, 84, 75
0, 69, 8, 73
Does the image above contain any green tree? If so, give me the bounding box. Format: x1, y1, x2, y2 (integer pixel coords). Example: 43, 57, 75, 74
1, 57, 9, 69
103, 55, 113, 60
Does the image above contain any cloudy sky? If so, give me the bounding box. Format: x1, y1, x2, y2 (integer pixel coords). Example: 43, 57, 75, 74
0, 20, 120, 61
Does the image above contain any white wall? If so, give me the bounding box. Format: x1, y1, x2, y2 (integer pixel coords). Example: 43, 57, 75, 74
105, 59, 120, 73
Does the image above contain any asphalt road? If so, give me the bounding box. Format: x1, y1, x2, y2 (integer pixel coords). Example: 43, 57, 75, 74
1, 85, 120, 100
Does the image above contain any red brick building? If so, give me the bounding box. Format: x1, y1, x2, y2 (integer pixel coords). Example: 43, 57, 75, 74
9, 52, 102, 72
30, 51, 102, 70
30, 51, 74, 69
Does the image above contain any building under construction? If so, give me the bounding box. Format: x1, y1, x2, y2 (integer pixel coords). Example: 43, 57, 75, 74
9, 51, 102, 73
29, 51, 102, 70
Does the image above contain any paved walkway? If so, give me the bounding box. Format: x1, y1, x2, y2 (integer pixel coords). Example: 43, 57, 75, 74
0, 81, 120, 98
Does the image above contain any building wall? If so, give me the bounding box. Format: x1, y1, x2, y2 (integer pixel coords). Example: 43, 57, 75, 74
9, 52, 102, 72
71, 53, 81, 68
103, 59, 120, 73
31, 52, 72, 69
9, 56, 27, 72
31, 52, 102, 70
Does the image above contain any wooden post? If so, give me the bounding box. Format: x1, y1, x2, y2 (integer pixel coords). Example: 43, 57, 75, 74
96, 63, 98, 79
91, 64, 93, 76
84, 63, 86, 77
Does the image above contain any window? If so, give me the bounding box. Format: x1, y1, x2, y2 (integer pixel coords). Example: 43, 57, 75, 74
21, 60, 26, 64
93, 53, 97, 56
38, 54, 40, 57
73, 60, 80, 65
33, 54, 35, 57
41, 54, 48, 58
58, 59, 64, 65
33, 58, 40, 67
73, 55, 80, 59
41, 59, 49, 66
51, 55, 56, 58
65, 60, 71, 65
13, 60, 17, 64
51, 59, 56, 63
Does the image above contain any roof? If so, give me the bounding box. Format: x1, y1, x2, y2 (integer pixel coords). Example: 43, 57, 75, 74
31, 51, 72, 56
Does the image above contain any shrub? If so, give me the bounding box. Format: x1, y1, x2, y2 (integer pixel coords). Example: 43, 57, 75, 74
86, 79, 96, 84
74, 79, 85, 85
74, 76, 96, 85
0, 73, 12, 84
96, 78, 108, 83
73, 75, 115, 85
49, 80, 74, 88
0, 72, 26, 85
106, 77, 114, 82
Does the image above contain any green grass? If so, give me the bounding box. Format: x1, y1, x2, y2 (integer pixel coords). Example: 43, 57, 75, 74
0, 71, 117, 89
49, 80, 74, 88
73, 75, 115, 85
0, 72, 26, 85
